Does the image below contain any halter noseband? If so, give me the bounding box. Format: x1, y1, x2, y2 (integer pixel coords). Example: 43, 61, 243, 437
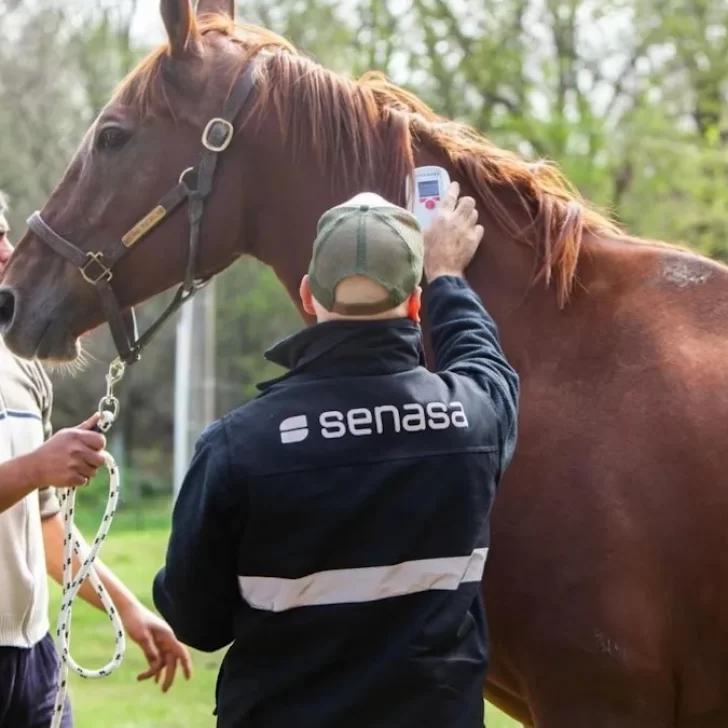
27, 59, 259, 365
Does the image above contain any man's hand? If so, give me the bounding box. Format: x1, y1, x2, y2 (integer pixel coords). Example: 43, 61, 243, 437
121, 602, 193, 692
26, 413, 106, 488
423, 181, 484, 281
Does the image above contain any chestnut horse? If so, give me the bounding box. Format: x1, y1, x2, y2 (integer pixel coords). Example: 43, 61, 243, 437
3, 1, 728, 726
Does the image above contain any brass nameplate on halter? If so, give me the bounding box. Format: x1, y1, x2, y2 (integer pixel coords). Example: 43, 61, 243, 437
121, 205, 167, 248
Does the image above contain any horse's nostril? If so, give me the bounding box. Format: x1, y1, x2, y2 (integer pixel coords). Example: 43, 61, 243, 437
0, 288, 16, 330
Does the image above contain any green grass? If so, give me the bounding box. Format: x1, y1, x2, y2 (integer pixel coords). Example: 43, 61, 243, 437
50, 499, 520, 727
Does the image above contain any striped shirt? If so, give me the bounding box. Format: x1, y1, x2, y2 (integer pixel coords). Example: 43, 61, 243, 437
0, 335, 60, 647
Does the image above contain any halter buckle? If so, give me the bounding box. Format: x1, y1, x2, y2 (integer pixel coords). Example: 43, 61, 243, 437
80, 252, 112, 285
202, 118, 234, 152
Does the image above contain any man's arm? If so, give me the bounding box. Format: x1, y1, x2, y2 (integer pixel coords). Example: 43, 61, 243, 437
0, 414, 106, 515
43, 514, 144, 614
427, 275, 519, 468
153, 422, 242, 653
38, 403, 192, 690
37, 387, 134, 613
0, 455, 47, 513
423, 182, 520, 470
37, 401, 135, 616
42, 511, 193, 690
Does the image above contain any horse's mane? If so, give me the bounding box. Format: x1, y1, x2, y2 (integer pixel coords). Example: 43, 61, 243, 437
114, 14, 634, 306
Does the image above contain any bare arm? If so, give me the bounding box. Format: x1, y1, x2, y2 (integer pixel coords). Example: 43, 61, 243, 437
32, 392, 191, 689
0, 413, 106, 516
42, 511, 193, 690
0, 455, 45, 514
42, 512, 140, 616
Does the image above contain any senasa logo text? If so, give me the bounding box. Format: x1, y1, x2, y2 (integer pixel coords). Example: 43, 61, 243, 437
279, 402, 468, 443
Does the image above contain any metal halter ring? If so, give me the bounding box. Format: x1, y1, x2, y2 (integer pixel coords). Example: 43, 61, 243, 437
97, 396, 120, 427
202, 118, 234, 152
179, 166, 195, 185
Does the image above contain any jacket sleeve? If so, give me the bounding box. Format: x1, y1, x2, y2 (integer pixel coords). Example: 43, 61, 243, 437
426, 275, 520, 473
152, 422, 242, 652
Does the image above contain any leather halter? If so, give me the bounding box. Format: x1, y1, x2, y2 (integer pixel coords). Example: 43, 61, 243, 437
26, 59, 259, 365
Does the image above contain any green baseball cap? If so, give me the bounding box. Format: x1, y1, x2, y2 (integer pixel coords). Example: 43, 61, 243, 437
308, 193, 424, 316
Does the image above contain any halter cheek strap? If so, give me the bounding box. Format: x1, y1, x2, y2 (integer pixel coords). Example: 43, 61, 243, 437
27, 55, 260, 365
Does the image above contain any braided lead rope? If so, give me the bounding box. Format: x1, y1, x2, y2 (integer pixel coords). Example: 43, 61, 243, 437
51, 361, 127, 728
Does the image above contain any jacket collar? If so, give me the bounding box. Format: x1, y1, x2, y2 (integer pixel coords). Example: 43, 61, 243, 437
258, 319, 425, 392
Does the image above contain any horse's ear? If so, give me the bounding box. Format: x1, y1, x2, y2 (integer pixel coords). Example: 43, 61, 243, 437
195, 0, 235, 19
160, 0, 200, 59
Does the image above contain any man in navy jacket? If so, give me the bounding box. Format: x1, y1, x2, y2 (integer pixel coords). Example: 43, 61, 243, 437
153, 182, 520, 728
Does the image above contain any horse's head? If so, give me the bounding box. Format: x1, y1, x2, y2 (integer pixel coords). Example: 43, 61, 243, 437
0, 0, 272, 362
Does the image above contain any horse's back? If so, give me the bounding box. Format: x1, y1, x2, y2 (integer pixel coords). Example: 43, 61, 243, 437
483, 243, 728, 727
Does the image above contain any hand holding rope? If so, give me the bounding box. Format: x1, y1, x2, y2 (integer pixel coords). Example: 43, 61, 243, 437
51, 359, 127, 728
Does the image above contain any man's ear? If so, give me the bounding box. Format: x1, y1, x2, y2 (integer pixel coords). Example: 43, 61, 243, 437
300, 275, 316, 316
407, 286, 422, 323
160, 0, 200, 59
196, 0, 235, 18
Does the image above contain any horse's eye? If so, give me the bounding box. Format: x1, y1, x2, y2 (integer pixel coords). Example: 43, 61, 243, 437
97, 126, 130, 151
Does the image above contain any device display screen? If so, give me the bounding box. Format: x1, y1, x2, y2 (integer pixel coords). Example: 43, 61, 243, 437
417, 179, 440, 198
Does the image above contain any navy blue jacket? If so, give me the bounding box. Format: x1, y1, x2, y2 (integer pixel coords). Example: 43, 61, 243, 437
153, 275, 519, 728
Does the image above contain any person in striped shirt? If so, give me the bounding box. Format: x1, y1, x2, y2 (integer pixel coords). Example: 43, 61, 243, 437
0, 192, 192, 728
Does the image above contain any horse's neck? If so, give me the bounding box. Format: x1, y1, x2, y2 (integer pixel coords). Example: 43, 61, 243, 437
409, 146, 566, 366
259, 207, 633, 383
451, 230, 635, 375
245, 132, 637, 370
471, 229, 728, 386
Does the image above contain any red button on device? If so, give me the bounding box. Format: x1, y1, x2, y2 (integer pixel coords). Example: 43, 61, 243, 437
425, 199, 436, 210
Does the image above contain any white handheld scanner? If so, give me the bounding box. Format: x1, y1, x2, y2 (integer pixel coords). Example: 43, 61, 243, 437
406, 166, 452, 228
